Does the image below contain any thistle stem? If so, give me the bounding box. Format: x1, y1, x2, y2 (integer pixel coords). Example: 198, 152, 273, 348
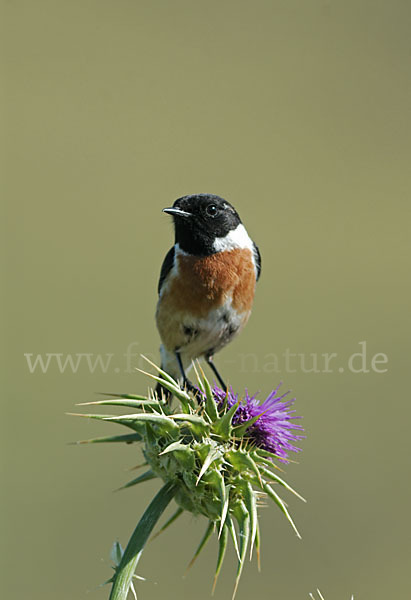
109, 482, 177, 600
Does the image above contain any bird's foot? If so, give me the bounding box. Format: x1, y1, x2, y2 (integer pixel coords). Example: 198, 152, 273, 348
182, 378, 201, 398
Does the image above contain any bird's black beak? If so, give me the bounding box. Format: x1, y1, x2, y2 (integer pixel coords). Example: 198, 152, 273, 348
163, 207, 192, 218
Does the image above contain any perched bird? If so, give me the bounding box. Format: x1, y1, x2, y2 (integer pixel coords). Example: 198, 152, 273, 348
155, 193, 261, 396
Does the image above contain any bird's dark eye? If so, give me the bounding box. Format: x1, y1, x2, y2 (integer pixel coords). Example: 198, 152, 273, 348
206, 204, 218, 217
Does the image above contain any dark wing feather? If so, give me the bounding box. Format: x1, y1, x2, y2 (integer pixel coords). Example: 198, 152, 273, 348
157, 246, 175, 295
252, 242, 262, 281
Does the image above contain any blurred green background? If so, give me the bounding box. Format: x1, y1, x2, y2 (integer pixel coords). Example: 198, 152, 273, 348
2, 1, 410, 599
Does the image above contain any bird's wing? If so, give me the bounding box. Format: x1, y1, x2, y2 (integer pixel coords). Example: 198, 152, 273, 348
157, 246, 176, 295
252, 241, 262, 281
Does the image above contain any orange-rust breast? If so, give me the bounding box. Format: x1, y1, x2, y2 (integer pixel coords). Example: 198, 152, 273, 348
163, 248, 256, 318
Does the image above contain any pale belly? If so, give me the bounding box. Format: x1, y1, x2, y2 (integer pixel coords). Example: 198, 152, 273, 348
179, 300, 249, 359
157, 299, 250, 381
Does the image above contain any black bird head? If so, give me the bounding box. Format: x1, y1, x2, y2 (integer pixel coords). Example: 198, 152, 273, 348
163, 194, 242, 255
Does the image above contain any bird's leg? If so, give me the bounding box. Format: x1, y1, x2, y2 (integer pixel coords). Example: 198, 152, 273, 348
175, 351, 198, 395
205, 354, 227, 390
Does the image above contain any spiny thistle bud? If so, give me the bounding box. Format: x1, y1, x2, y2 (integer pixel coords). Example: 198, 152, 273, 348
73, 357, 305, 600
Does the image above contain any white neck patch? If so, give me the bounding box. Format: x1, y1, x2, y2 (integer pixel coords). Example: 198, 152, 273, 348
213, 223, 254, 253
174, 242, 189, 257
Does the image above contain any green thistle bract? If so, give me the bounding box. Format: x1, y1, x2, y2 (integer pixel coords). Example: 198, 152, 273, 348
74, 360, 305, 600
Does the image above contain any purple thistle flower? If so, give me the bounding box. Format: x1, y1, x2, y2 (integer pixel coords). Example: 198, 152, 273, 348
78, 364, 306, 600
211, 384, 304, 460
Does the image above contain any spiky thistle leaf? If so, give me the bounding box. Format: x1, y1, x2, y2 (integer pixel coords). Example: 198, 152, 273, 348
73, 358, 305, 600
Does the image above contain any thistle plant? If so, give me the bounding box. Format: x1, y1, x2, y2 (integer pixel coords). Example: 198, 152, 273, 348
73, 358, 304, 600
